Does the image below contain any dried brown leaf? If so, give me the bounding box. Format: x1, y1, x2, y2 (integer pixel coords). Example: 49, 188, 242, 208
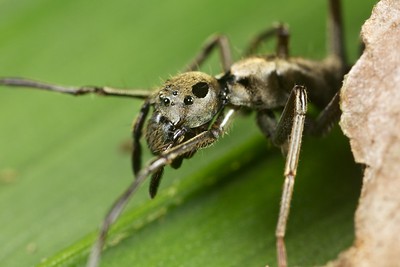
331, 0, 400, 266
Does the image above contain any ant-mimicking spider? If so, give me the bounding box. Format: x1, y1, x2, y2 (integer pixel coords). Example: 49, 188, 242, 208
1, 0, 352, 266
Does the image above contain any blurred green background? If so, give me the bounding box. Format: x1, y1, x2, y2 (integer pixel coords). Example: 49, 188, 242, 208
0, 0, 376, 266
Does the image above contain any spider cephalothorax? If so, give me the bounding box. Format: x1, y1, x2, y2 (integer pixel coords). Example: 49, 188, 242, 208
154, 72, 223, 128
145, 72, 224, 155
142, 72, 228, 197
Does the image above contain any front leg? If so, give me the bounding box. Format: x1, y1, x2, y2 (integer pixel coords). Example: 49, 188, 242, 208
87, 108, 235, 267
0, 77, 151, 99
131, 100, 151, 175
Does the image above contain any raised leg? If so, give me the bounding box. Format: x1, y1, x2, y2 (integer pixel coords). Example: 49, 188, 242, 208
244, 23, 290, 58
0, 77, 151, 99
295, 0, 345, 138
328, 0, 347, 69
87, 108, 235, 267
184, 34, 232, 73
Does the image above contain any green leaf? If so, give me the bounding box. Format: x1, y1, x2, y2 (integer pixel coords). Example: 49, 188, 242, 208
0, 1, 375, 266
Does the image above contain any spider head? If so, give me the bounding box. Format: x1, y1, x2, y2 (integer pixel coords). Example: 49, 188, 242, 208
155, 71, 223, 128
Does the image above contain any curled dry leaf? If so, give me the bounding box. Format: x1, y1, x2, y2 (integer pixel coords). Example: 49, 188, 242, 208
332, 0, 400, 266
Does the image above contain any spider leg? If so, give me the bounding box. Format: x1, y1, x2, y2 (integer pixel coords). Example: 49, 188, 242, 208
149, 168, 164, 198
132, 100, 151, 175
307, 91, 341, 136
328, 0, 347, 68
0, 77, 151, 99
147, 127, 193, 198
243, 23, 290, 58
300, 0, 344, 137
184, 34, 232, 72
257, 85, 307, 267
87, 108, 235, 267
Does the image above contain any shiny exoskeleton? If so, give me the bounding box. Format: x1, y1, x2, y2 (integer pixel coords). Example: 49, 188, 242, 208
0, 1, 348, 266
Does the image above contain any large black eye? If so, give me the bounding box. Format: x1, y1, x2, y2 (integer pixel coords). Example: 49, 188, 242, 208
237, 77, 250, 87
184, 95, 193, 105
192, 82, 209, 98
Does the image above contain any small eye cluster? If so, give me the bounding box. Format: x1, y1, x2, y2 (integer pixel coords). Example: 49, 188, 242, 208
159, 81, 210, 107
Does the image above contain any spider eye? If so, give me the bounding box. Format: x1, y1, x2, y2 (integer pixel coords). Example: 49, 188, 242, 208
237, 77, 251, 87
160, 95, 170, 106
192, 82, 209, 98
184, 95, 194, 105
